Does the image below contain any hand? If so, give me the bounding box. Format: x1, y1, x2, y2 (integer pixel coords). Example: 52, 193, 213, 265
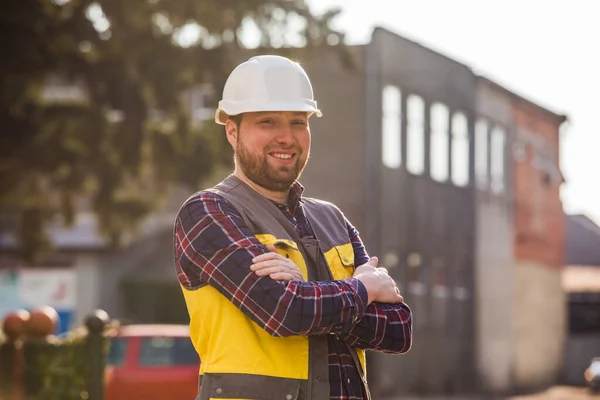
353, 257, 404, 304
250, 245, 305, 281
353, 257, 379, 276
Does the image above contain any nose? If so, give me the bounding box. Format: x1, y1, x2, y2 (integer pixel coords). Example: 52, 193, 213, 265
274, 124, 295, 145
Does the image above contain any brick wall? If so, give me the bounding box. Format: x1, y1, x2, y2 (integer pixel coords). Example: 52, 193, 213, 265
512, 103, 564, 268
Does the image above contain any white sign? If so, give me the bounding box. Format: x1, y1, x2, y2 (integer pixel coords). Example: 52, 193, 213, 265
17, 268, 77, 310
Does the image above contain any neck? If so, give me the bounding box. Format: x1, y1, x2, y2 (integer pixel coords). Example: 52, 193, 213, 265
234, 170, 289, 204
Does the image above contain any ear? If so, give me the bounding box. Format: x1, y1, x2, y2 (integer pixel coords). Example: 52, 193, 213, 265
224, 119, 238, 148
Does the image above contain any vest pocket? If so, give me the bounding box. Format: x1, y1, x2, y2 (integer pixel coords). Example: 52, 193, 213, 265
326, 243, 355, 281
254, 235, 308, 281
273, 240, 308, 281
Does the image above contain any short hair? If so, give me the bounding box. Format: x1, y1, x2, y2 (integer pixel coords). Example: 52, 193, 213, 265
229, 114, 243, 128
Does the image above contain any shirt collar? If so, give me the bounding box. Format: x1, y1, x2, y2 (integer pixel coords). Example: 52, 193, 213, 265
289, 181, 305, 206
271, 181, 304, 215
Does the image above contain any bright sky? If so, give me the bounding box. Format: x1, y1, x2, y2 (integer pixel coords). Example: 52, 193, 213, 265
306, 0, 600, 225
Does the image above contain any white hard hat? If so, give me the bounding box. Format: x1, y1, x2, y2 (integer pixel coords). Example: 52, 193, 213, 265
215, 55, 322, 125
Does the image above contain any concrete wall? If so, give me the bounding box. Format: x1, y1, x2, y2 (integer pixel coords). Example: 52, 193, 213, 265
474, 201, 515, 392
474, 79, 516, 393
73, 256, 102, 325
513, 261, 567, 391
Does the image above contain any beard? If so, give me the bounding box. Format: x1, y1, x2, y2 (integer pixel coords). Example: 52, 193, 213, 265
236, 140, 308, 192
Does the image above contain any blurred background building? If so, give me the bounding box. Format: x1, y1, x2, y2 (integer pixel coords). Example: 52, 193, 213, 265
298, 27, 568, 397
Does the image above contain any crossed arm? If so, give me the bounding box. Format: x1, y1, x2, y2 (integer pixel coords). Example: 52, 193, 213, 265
175, 191, 412, 354
337, 222, 412, 354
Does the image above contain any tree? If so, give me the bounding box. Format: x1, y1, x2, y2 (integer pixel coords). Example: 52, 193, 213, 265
0, 0, 348, 263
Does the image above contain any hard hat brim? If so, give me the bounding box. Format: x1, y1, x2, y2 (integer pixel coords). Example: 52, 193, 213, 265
215, 103, 322, 125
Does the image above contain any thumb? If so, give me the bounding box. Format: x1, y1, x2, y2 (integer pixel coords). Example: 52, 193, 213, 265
266, 245, 277, 253
366, 256, 378, 267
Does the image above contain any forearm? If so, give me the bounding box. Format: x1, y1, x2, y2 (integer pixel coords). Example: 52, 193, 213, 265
339, 302, 412, 354
341, 218, 412, 353
194, 247, 369, 336
177, 216, 368, 336
229, 275, 369, 337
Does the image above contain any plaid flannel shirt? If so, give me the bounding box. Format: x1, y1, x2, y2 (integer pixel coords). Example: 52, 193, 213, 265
175, 181, 412, 399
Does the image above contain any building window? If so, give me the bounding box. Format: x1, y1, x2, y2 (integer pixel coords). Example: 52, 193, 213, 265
381, 85, 402, 169
406, 95, 425, 175
451, 111, 469, 186
475, 118, 488, 189
430, 102, 449, 182
406, 252, 424, 292
490, 125, 506, 194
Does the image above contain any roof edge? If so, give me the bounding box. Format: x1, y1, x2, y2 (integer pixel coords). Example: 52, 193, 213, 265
477, 76, 568, 125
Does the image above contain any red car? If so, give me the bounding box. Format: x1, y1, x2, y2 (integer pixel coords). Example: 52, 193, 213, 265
105, 324, 200, 400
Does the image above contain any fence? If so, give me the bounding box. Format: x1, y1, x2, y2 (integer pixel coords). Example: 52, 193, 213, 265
0, 306, 112, 400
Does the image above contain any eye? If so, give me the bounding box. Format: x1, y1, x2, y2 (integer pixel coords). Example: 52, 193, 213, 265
259, 119, 274, 125
292, 120, 307, 126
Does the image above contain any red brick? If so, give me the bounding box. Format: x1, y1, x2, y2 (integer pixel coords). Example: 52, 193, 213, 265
512, 103, 565, 268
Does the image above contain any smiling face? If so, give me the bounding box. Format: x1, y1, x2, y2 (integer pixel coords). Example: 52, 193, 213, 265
225, 111, 311, 193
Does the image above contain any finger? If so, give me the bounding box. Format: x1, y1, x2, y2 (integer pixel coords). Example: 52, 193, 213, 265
361, 257, 378, 268
290, 270, 305, 279
266, 244, 278, 253
252, 259, 299, 272
269, 272, 296, 281
387, 291, 404, 303
392, 286, 404, 301
252, 252, 286, 263
250, 260, 282, 271
395, 287, 404, 301
254, 266, 287, 276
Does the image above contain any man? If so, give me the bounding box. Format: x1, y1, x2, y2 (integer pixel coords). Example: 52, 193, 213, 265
174, 55, 412, 400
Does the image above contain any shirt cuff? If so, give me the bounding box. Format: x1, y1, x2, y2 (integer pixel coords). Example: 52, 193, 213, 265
331, 277, 369, 337
352, 277, 369, 318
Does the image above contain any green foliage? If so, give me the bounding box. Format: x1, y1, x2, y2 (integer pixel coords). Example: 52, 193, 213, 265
25, 334, 89, 400
0, 325, 110, 400
0, 342, 16, 397
0, 0, 347, 262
